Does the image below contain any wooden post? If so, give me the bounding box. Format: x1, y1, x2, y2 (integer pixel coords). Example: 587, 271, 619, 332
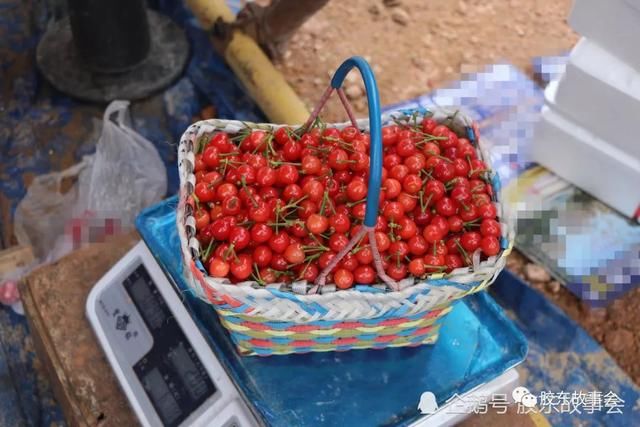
186, 0, 310, 125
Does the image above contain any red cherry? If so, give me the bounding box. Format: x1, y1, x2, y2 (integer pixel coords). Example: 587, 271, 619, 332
433, 161, 456, 182
387, 263, 408, 280
270, 254, 289, 271
255, 166, 277, 187
282, 140, 302, 161
390, 164, 409, 181
298, 263, 319, 282
374, 232, 391, 252
334, 268, 355, 289
229, 226, 250, 250
383, 178, 402, 199
448, 215, 464, 233
404, 154, 426, 174
303, 179, 325, 203
340, 126, 360, 142
269, 231, 290, 253
202, 146, 221, 168
480, 236, 501, 256
338, 254, 359, 272
195, 182, 215, 203
230, 254, 253, 280
355, 246, 374, 265
301, 155, 322, 175
423, 225, 441, 244
277, 165, 299, 186
459, 204, 478, 222
422, 118, 437, 134
435, 197, 458, 217
354, 265, 376, 284
346, 179, 367, 201
253, 245, 273, 267
251, 223, 273, 243
284, 243, 305, 264
445, 254, 465, 272
424, 180, 446, 202
402, 174, 422, 194
477, 203, 497, 219
329, 233, 350, 252
211, 218, 231, 241
194, 208, 210, 230
461, 232, 482, 252
480, 219, 501, 237
408, 235, 428, 256
248, 201, 271, 223
409, 258, 426, 277
306, 213, 329, 234
382, 125, 399, 146
383, 202, 404, 221
274, 127, 293, 145
328, 149, 350, 171
208, 257, 230, 278
209, 133, 233, 153
423, 254, 445, 273
398, 217, 418, 240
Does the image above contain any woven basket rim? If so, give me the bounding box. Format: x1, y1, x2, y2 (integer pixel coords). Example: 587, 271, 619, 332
177, 108, 513, 303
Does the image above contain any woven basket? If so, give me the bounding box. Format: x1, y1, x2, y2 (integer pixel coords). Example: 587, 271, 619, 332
177, 57, 513, 356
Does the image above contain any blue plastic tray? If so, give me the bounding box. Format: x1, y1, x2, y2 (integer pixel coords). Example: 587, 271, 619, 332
136, 197, 528, 426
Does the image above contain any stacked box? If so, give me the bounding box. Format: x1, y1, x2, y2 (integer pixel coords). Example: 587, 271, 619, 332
532, 0, 640, 220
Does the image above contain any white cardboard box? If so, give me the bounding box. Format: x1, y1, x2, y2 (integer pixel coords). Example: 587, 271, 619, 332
570, 0, 640, 72
551, 38, 640, 160
532, 104, 640, 220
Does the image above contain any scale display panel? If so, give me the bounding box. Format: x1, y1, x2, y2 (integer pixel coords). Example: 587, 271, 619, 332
87, 242, 257, 427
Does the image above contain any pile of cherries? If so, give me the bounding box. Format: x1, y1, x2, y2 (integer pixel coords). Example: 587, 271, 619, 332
191, 115, 502, 290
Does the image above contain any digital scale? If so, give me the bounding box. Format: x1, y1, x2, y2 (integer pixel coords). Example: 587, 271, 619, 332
87, 197, 528, 427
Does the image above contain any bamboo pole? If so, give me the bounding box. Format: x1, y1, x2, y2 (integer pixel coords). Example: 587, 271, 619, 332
186, 0, 310, 124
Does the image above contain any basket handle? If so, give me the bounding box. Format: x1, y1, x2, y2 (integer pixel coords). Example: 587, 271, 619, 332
308, 57, 399, 292
304, 56, 383, 228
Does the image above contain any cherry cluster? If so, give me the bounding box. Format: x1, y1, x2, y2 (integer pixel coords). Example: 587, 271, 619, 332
191, 114, 501, 290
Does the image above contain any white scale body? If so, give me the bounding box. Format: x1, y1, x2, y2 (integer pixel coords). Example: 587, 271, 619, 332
87, 241, 519, 427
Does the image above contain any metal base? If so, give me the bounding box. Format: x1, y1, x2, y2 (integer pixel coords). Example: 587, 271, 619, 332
36, 10, 189, 102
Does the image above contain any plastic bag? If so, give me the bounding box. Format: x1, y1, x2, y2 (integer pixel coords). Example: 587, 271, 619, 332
13, 100, 167, 266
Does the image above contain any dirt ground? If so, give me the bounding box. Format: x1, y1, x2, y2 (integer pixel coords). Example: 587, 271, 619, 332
271, 0, 640, 388
275, 0, 578, 121
507, 250, 640, 386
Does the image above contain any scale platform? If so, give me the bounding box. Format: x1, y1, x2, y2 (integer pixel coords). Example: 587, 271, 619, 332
91, 196, 528, 426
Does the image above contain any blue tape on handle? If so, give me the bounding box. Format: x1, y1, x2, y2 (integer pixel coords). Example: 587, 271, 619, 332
331, 57, 382, 227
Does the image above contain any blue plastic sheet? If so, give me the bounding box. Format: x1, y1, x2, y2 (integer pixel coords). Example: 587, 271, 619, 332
137, 197, 528, 427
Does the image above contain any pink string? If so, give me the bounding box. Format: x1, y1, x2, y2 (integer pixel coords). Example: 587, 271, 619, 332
303, 86, 334, 130
367, 229, 400, 291
337, 88, 358, 128
302, 81, 400, 293
0, 281, 20, 306
311, 225, 369, 293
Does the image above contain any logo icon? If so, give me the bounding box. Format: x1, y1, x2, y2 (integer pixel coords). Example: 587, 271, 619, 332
115, 313, 130, 331
418, 391, 439, 415
512, 386, 537, 408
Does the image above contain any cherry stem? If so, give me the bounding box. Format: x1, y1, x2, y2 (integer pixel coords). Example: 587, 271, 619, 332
201, 239, 215, 262
240, 176, 259, 208
420, 193, 433, 214
434, 154, 453, 164
319, 189, 330, 216
420, 169, 434, 183
346, 198, 366, 207
252, 264, 265, 286
454, 240, 471, 265
223, 244, 239, 263
424, 265, 447, 271
270, 160, 301, 167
